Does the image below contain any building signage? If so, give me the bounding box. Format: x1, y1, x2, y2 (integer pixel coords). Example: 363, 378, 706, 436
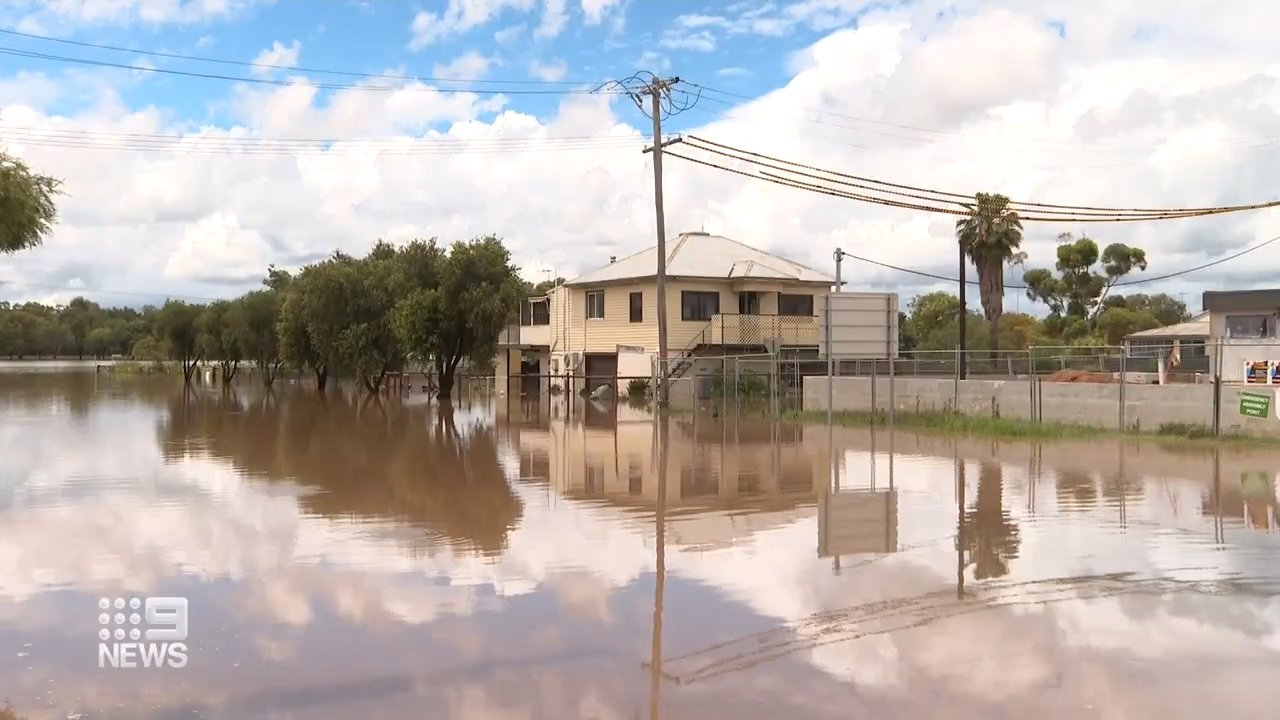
1243, 360, 1279, 384
1238, 390, 1272, 419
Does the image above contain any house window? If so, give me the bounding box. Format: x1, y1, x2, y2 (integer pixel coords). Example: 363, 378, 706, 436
738, 292, 761, 315
627, 460, 643, 495
585, 464, 605, 496
1227, 314, 1271, 338
629, 292, 643, 323
585, 291, 605, 320
521, 299, 549, 326
681, 291, 720, 322
778, 293, 815, 316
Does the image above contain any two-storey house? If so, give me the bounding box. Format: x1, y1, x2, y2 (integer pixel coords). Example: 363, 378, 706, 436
497, 231, 834, 395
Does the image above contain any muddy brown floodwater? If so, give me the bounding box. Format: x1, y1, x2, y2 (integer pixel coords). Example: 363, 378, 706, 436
1, 367, 1278, 719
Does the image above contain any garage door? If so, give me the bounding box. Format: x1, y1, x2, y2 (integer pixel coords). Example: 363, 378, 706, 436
583, 353, 618, 393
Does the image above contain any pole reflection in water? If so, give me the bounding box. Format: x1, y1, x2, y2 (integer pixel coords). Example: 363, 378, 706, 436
1212, 445, 1225, 545
955, 447, 967, 601
648, 410, 670, 720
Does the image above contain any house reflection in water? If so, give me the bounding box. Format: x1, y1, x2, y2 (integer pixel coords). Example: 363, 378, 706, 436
496, 398, 824, 549
1203, 470, 1280, 532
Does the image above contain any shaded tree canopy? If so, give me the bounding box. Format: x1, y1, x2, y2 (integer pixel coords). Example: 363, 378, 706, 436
0, 153, 62, 255
1022, 233, 1148, 340
900, 286, 1187, 353
391, 236, 524, 399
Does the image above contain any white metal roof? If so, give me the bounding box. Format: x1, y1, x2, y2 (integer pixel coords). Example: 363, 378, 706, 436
1125, 312, 1209, 339
565, 231, 834, 286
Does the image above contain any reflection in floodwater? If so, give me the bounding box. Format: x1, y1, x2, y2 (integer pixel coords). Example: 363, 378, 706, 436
158, 387, 522, 554
962, 461, 1021, 581
1, 371, 1279, 719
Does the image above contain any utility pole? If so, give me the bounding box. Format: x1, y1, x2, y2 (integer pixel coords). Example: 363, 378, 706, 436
958, 236, 968, 380
637, 75, 682, 407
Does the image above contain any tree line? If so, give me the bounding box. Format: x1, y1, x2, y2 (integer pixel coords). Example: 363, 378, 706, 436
0, 237, 525, 398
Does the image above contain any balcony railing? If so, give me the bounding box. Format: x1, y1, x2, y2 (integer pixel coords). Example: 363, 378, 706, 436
520, 324, 550, 347
705, 313, 819, 347
497, 323, 520, 346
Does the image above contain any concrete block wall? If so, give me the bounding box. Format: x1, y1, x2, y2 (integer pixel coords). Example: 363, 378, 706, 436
804, 376, 1280, 436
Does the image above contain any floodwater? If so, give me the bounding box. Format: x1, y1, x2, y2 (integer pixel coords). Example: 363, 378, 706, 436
1, 368, 1279, 720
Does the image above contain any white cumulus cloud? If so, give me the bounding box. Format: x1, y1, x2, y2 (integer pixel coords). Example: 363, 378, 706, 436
1, 0, 1279, 311
250, 40, 301, 76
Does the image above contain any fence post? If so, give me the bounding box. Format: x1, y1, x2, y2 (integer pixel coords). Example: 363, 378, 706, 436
1212, 339, 1223, 437
870, 359, 878, 417
721, 356, 727, 405
888, 352, 896, 429
825, 294, 834, 424
733, 357, 741, 416
953, 346, 961, 412
1118, 350, 1127, 432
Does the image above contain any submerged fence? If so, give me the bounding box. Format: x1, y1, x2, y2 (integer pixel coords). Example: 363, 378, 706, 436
493, 341, 1280, 438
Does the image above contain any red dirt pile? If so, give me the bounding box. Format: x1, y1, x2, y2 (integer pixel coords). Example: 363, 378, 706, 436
1042, 369, 1118, 384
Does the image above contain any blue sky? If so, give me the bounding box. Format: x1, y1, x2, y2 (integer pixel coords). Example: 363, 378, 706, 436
0, 0, 876, 134
1, 0, 1278, 310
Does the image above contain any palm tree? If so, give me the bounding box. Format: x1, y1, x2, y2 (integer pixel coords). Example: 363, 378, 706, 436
956, 193, 1024, 360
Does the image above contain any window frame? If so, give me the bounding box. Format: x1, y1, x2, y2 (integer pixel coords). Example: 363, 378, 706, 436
523, 299, 549, 326
1226, 314, 1272, 339
629, 291, 643, 323
778, 293, 815, 317
680, 290, 720, 322
585, 290, 605, 320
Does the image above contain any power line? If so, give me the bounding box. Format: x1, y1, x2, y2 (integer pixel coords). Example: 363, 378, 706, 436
839, 233, 1280, 290
669, 90, 1243, 171
0, 126, 647, 156
669, 136, 1280, 221
683, 81, 1280, 153
0, 27, 592, 86
0, 46, 621, 96
685, 137, 1207, 218
665, 147, 1263, 222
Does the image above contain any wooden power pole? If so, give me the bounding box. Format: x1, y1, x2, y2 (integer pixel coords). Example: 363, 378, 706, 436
637, 76, 681, 406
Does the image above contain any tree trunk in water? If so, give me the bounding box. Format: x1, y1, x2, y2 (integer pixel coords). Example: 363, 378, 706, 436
262, 360, 278, 388
436, 366, 456, 400
362, 365, 388, 394
315, 367, 328, 392
182, 357, 198, 384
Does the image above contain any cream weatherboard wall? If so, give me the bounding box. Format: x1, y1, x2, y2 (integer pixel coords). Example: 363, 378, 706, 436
546, 279, 830, 356
545, 281, 658, 355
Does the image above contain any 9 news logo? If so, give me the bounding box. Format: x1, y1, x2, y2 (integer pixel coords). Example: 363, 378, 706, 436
96, 596, 189, 669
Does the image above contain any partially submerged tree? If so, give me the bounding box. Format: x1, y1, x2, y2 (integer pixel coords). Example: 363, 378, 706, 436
156, 300, 203, 383
236, 289, 286, 387
277, 291, 328, 391
0, 153, 63, 255
196, 300, 241, 383
393, 236, 523, 400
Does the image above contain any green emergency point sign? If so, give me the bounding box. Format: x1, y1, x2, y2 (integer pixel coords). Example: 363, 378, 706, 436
1239, 390, 1272, 419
